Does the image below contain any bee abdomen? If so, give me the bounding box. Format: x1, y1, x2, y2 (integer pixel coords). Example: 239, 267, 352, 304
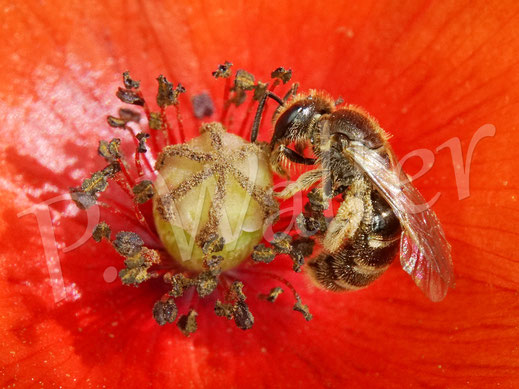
307, 232, 400, 292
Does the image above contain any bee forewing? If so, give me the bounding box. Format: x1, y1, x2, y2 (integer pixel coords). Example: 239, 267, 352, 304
400, 233, 451, 301
344, 145, 454, 301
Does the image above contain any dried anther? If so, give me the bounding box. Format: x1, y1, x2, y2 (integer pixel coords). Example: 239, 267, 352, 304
233, 300, 254, 330
307, 187, 330, 211
271, 67, 292, 84
119, 247, 160, 285
253, 81, 268, 101
148, 112, 163, 130
196, 271, 219, 297
92, 222, 111, 242
122, 70, 140, 89
251, 244, 276, 264
113, 231, 143, 257
214, 300, 234, 320
98, 139, 122, 162
212, 61, 233, 78
81, 171, 109, 195
177, 310, 198, 336
252, 233, 313, 272
116, 87, 145, 106
271, 232, 293, 252
153, 299, 178, 325
70, 187, 96, 210
201, 234, 225, 255
107, 115, 127, 128
234, 69, 255, 91
101, 162, 121, 177
293, 298, 313, 321
164, 273, 195, 298
296, 188, 332, 237
156, 75, 185, 107
204, 255, 223, 271
132, 180, 154, 204
214, 281, 254, 330
263, 286, 284, 303
228, 281, 247, 301
292, 237, 315, 257
136, 132, 150, 153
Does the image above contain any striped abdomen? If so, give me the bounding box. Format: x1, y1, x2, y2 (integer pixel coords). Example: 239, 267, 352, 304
308, 189, 401, 291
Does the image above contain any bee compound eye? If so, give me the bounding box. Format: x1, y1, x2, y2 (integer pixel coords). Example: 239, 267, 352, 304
276, 105, 302, 134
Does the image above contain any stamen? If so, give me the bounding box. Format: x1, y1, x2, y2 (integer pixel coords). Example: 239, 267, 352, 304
177, 310, 198, 336
174, 104, 185, 143
245, 269, 313, 321
260, 286, 284, 302
212, 61, 233, 124
252, 233, 314, 272
153, 298, 178, 325
73, 65, 319, 336
92, 222, 111, 242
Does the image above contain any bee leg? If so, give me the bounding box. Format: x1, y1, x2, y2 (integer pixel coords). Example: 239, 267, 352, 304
251, 91, 284, 143
274, 169, 323, 200
281, 146, 316, 165
322, 178, 370, 253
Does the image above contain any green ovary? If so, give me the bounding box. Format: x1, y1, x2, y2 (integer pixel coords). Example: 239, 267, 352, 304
153, 127, 274, 272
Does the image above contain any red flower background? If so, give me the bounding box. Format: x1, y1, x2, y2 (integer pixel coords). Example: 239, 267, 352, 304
1, 0, 519, 387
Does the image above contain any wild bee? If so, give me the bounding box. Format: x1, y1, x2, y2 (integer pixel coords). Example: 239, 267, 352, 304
251, 90, 454, 301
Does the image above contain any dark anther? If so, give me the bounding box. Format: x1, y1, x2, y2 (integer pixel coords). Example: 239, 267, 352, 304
234, 69, 255, 91
132, 180, 154, 204
70, 187, 96, 210
177, 310, 198, 336
107, 115, 126, 128
212, 61, 233, 78
294, 299, 313, 321
92, 222, 111, 242
153, 299, 178, 325
113, 231, 144, 257
136, 132, 150, 153
148, 112, 163, 130
122, 71, 140, 89
263, 286, 284, 303
271, 67, 293, 84
233, 300, 254, 330
116, 87, 145, 106
157, 75, 184, 107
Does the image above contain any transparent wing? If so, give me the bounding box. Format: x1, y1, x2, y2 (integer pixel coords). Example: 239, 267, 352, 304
344, 145, 454, 301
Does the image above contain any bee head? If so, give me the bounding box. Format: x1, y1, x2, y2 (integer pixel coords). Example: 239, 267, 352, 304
269, 91, 334, 176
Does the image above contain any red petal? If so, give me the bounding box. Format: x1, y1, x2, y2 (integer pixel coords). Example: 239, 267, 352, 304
1, 1, 519, 387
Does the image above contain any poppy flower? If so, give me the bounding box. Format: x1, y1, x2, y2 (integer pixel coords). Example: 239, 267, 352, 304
1, 0, 519, 387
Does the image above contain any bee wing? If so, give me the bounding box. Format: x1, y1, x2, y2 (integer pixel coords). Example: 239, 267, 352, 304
344, 145, 454, 301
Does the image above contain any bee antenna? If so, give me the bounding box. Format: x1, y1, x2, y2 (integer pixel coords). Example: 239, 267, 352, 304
251, 91, 284, 143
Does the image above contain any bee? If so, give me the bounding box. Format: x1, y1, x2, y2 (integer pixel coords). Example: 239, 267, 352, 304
251, 90, 454, 301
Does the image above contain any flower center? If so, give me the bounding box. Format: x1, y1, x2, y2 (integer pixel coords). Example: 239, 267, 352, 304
71, 64, 314, 336
153, 122, 278, 272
